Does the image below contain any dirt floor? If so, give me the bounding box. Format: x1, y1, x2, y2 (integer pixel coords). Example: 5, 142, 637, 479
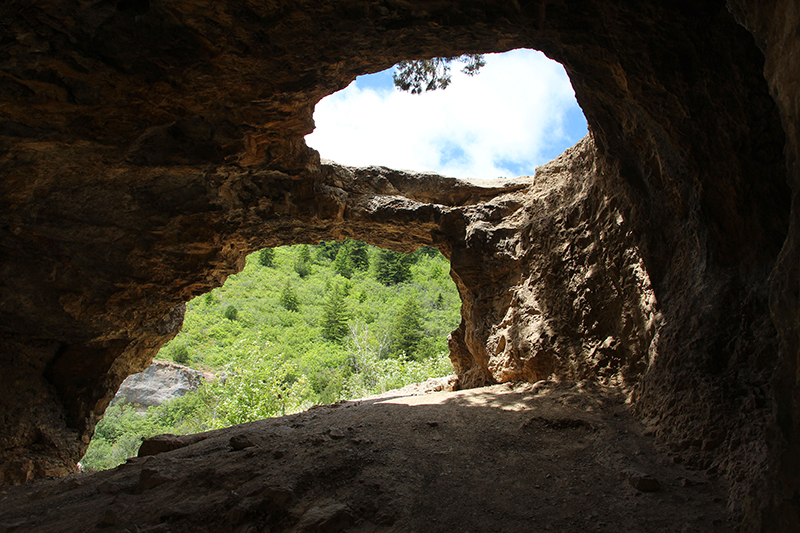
0, 380, 737, 532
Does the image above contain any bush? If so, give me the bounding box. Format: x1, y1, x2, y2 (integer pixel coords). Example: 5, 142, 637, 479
172, 345, 191, 365
224, 305, 238, 321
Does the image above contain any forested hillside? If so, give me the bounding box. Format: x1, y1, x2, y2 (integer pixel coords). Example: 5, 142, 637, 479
82, 241, 461, 471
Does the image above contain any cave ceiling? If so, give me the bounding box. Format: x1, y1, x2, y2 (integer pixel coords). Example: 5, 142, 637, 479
1, 0, 799, 529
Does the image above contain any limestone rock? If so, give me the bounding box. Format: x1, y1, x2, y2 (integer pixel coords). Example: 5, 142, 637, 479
113, 361, 210, 409
138, 433, 208, 458
0, 384, 735, 532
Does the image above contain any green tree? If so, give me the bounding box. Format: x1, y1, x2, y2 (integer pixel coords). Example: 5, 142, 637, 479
315, 241, 343, 262
394, 54, 485, 94
333, 245, 354, 278
349, 240, 370, 271
224, 305, 238, 321
321, 284, 350, 343
258, 248, 275, 267
203, 291, 219, 306
294, 245, 312, 278
375, 249, 413, 285
392, 296, 423, 358
279, 281, 300, 312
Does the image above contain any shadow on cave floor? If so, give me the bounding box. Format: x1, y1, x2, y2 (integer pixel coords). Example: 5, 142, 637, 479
0, 382, 735, 532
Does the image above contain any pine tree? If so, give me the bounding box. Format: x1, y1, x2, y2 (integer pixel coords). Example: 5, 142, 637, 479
294, 245, 312, 278
279, 281, 300, 311
393, 55, 485, 94
349, 240, 370, 271
333, 245, 354, 279
321, 285, 350, 343
375, 249, 413, 285
392, 296, 423, 358
315, 240, 343, 262
258, 248, 275, 267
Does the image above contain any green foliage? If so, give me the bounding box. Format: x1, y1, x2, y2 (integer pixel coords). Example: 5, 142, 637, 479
85, 240, 463, 472
210, 348, 309, 427
321, 284, 351, 343
172, 344, 191, 365
224, 305, 238, 321
204, 292, 219, 306
375, 249, 414, 285
315, 241, 343, 262
258, 248, 275, 267
279, 281, 300, 312
81, 390, 216, 472
333, 246, 354, 279
392, 296, 423, 358
393, 54, 485, 94
294, 245, 312, 278
348, 240, 369, 271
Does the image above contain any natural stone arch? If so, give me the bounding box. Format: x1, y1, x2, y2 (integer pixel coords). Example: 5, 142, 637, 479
0, 1, 798, 529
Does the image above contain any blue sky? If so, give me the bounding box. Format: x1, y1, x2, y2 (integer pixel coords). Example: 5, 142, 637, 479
305, 49, 587, 180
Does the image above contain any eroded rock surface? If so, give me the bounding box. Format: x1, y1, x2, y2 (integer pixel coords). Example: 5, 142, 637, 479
0, 0, 798, 530
0, 383, 736, 533
112, 361, 211, 410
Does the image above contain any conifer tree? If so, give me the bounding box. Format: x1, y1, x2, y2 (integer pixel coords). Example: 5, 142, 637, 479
375, 249, 413, 285
392, 296, 423, 358
294, 245, 312, 278
279, 281, 300, 311
394, 55, 485, 94
349, 240, 370, 271
333, 245, 354, 279
258, 248, 275, 267
321, 285, 350, 343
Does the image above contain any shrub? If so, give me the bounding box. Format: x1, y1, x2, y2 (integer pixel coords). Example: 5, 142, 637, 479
173, 345, 191, 365
224, 305, 238, 321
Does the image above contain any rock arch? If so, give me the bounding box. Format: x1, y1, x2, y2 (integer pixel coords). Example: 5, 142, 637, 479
0, 0, 798, 529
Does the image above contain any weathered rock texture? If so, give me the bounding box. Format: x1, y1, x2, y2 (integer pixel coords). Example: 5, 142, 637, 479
0, 383, 736, 533
112, 361, 211, 410
0, 0, 797, 530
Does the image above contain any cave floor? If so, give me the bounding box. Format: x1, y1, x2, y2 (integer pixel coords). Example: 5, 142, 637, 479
0, 381, 735, 532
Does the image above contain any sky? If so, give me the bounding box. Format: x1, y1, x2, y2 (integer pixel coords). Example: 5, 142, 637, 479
305, 49, 587, 181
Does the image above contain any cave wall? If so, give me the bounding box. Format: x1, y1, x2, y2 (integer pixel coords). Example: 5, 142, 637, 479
0, 0, 797, 529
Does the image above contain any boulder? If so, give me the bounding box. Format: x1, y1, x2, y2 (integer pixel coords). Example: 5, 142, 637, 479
112, 361, 210, 410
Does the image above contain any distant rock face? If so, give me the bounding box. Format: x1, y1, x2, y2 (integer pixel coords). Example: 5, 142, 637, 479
113, 362, 209, 410
0, 0, 798, 530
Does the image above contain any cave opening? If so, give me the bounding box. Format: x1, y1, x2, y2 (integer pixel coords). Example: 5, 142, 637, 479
82, 241, 461, 472
306, 49, 588, 180
1, 1, 799, 527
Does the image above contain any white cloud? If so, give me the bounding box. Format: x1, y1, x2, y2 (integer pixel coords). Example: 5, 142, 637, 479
305, 49, 584, 180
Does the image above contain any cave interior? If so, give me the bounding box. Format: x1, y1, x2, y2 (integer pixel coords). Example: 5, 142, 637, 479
0, 0, 799, 530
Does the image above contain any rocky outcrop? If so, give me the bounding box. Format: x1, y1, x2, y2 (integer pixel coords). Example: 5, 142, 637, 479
0, 0, 798, 530
0, 383, 736, 533
112, 361, 211, 410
